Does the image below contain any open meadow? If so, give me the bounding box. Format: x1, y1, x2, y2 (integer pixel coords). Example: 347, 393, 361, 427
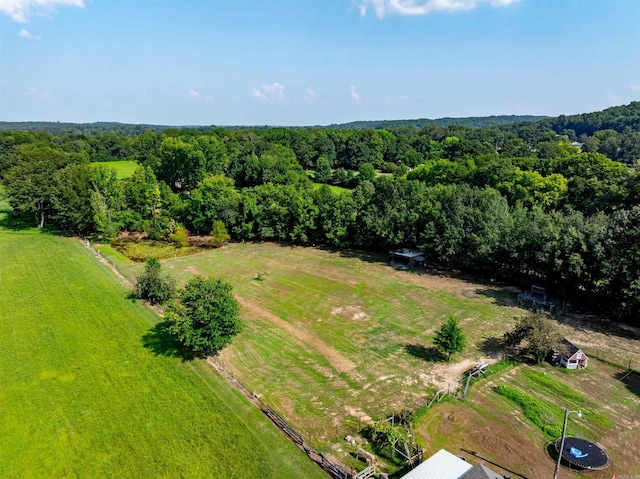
0, 202, 324, 478
102, 241, 640, 475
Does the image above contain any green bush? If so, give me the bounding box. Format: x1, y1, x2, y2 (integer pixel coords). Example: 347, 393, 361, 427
169, 226, 189, 247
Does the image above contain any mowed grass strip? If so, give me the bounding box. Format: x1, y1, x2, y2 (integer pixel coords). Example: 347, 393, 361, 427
0, 228, 324, 478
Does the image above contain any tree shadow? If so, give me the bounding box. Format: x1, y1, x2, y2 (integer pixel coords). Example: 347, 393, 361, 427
472, 288, 518, 307
125, 290, 138, 303
141, 322, 194, 361
404, 343, 444, 362
461, 448, 529, 478
0, 210, 37, 231
615, 369, 640, 398
477, 335, 506, 359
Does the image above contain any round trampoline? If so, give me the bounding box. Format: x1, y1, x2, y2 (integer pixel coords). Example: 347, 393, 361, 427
555, 437, 610, 470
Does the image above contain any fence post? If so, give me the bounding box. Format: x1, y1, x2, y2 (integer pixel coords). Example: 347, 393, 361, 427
463, 371, 472, 400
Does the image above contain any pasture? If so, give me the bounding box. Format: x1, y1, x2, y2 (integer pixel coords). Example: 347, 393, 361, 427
106, 243, 525, 440
0, 205, 324, 478
101, 241, 640, 475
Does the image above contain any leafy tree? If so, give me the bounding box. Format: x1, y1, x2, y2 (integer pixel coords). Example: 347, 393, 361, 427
503, 313, 565, 363
135, 257, 176, 305
433, 315, 465, 361
315, 155, 332, 183
357, 162, 377, 184
51, 163, 94, 234
124, 165, 162, 232
187, 174, 241, 234
164, 276, 241, 355
89, 165, 127, 240
209, 220, 230, 247
2, 144, 72, 227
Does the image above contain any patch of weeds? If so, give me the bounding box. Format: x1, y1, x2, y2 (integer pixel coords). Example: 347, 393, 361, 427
112, 237, 200, 262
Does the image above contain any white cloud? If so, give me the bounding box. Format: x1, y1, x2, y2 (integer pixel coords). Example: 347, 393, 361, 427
252, 82, 286, 101
350, 85, 361, 103
189, 89, 201, 98
18, 28, 39, 39
357, 0, 519, 18
632, 85, 640, 92
607, 94, 621, 104
0, 0, 84, 23
304, 87, 317, 102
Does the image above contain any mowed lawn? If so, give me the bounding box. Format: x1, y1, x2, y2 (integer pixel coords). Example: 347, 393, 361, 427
107, 243, 525, 441
0, 210, 324, 477
91, 160, 139, 179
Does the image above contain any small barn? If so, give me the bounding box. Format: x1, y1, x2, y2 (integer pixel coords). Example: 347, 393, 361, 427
558, 339, 588, 369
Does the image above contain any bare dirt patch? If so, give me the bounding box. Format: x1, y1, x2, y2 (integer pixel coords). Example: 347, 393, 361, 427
185, 265, 201, 276
331, 306, 369, 321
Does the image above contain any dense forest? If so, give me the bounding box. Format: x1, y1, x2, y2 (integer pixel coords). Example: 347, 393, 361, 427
0, 114, 546, 135
2, 102, 640, 324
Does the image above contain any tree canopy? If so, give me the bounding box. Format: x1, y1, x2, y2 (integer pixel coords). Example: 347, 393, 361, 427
135, 257, 176, 305
433, 315, 466, 361
164, 276, 241, 355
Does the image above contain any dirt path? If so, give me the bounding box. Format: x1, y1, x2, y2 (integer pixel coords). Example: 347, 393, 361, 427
236, 296, 357, 376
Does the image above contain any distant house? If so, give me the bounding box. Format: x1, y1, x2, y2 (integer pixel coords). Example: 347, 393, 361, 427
400, 449, 508, 479
558, 339, 588, 369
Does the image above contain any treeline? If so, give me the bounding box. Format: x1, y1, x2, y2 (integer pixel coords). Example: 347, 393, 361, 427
325, 115, 547, 130
1, 103, 640, 323
0, 114, 546, 136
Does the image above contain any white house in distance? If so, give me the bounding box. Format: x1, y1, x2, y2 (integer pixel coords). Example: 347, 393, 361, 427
400, 449, 509, 479
558, 339, 588, 369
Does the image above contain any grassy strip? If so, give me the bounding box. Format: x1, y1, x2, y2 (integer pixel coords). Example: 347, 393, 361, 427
495, 384, 563, 438
521, 370, 585, 404
95, 243, 133, 264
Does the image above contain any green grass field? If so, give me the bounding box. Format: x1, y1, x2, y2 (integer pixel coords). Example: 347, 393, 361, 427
92, 160, 139, 179
0, 203, 324, 478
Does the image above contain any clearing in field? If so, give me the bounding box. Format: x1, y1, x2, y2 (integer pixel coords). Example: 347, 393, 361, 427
0, 204, 324, 478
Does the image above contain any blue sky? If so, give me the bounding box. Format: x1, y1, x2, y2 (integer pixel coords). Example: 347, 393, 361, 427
1, 0, 639, 126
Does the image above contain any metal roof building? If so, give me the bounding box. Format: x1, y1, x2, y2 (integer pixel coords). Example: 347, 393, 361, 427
400, 449, 473, 479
